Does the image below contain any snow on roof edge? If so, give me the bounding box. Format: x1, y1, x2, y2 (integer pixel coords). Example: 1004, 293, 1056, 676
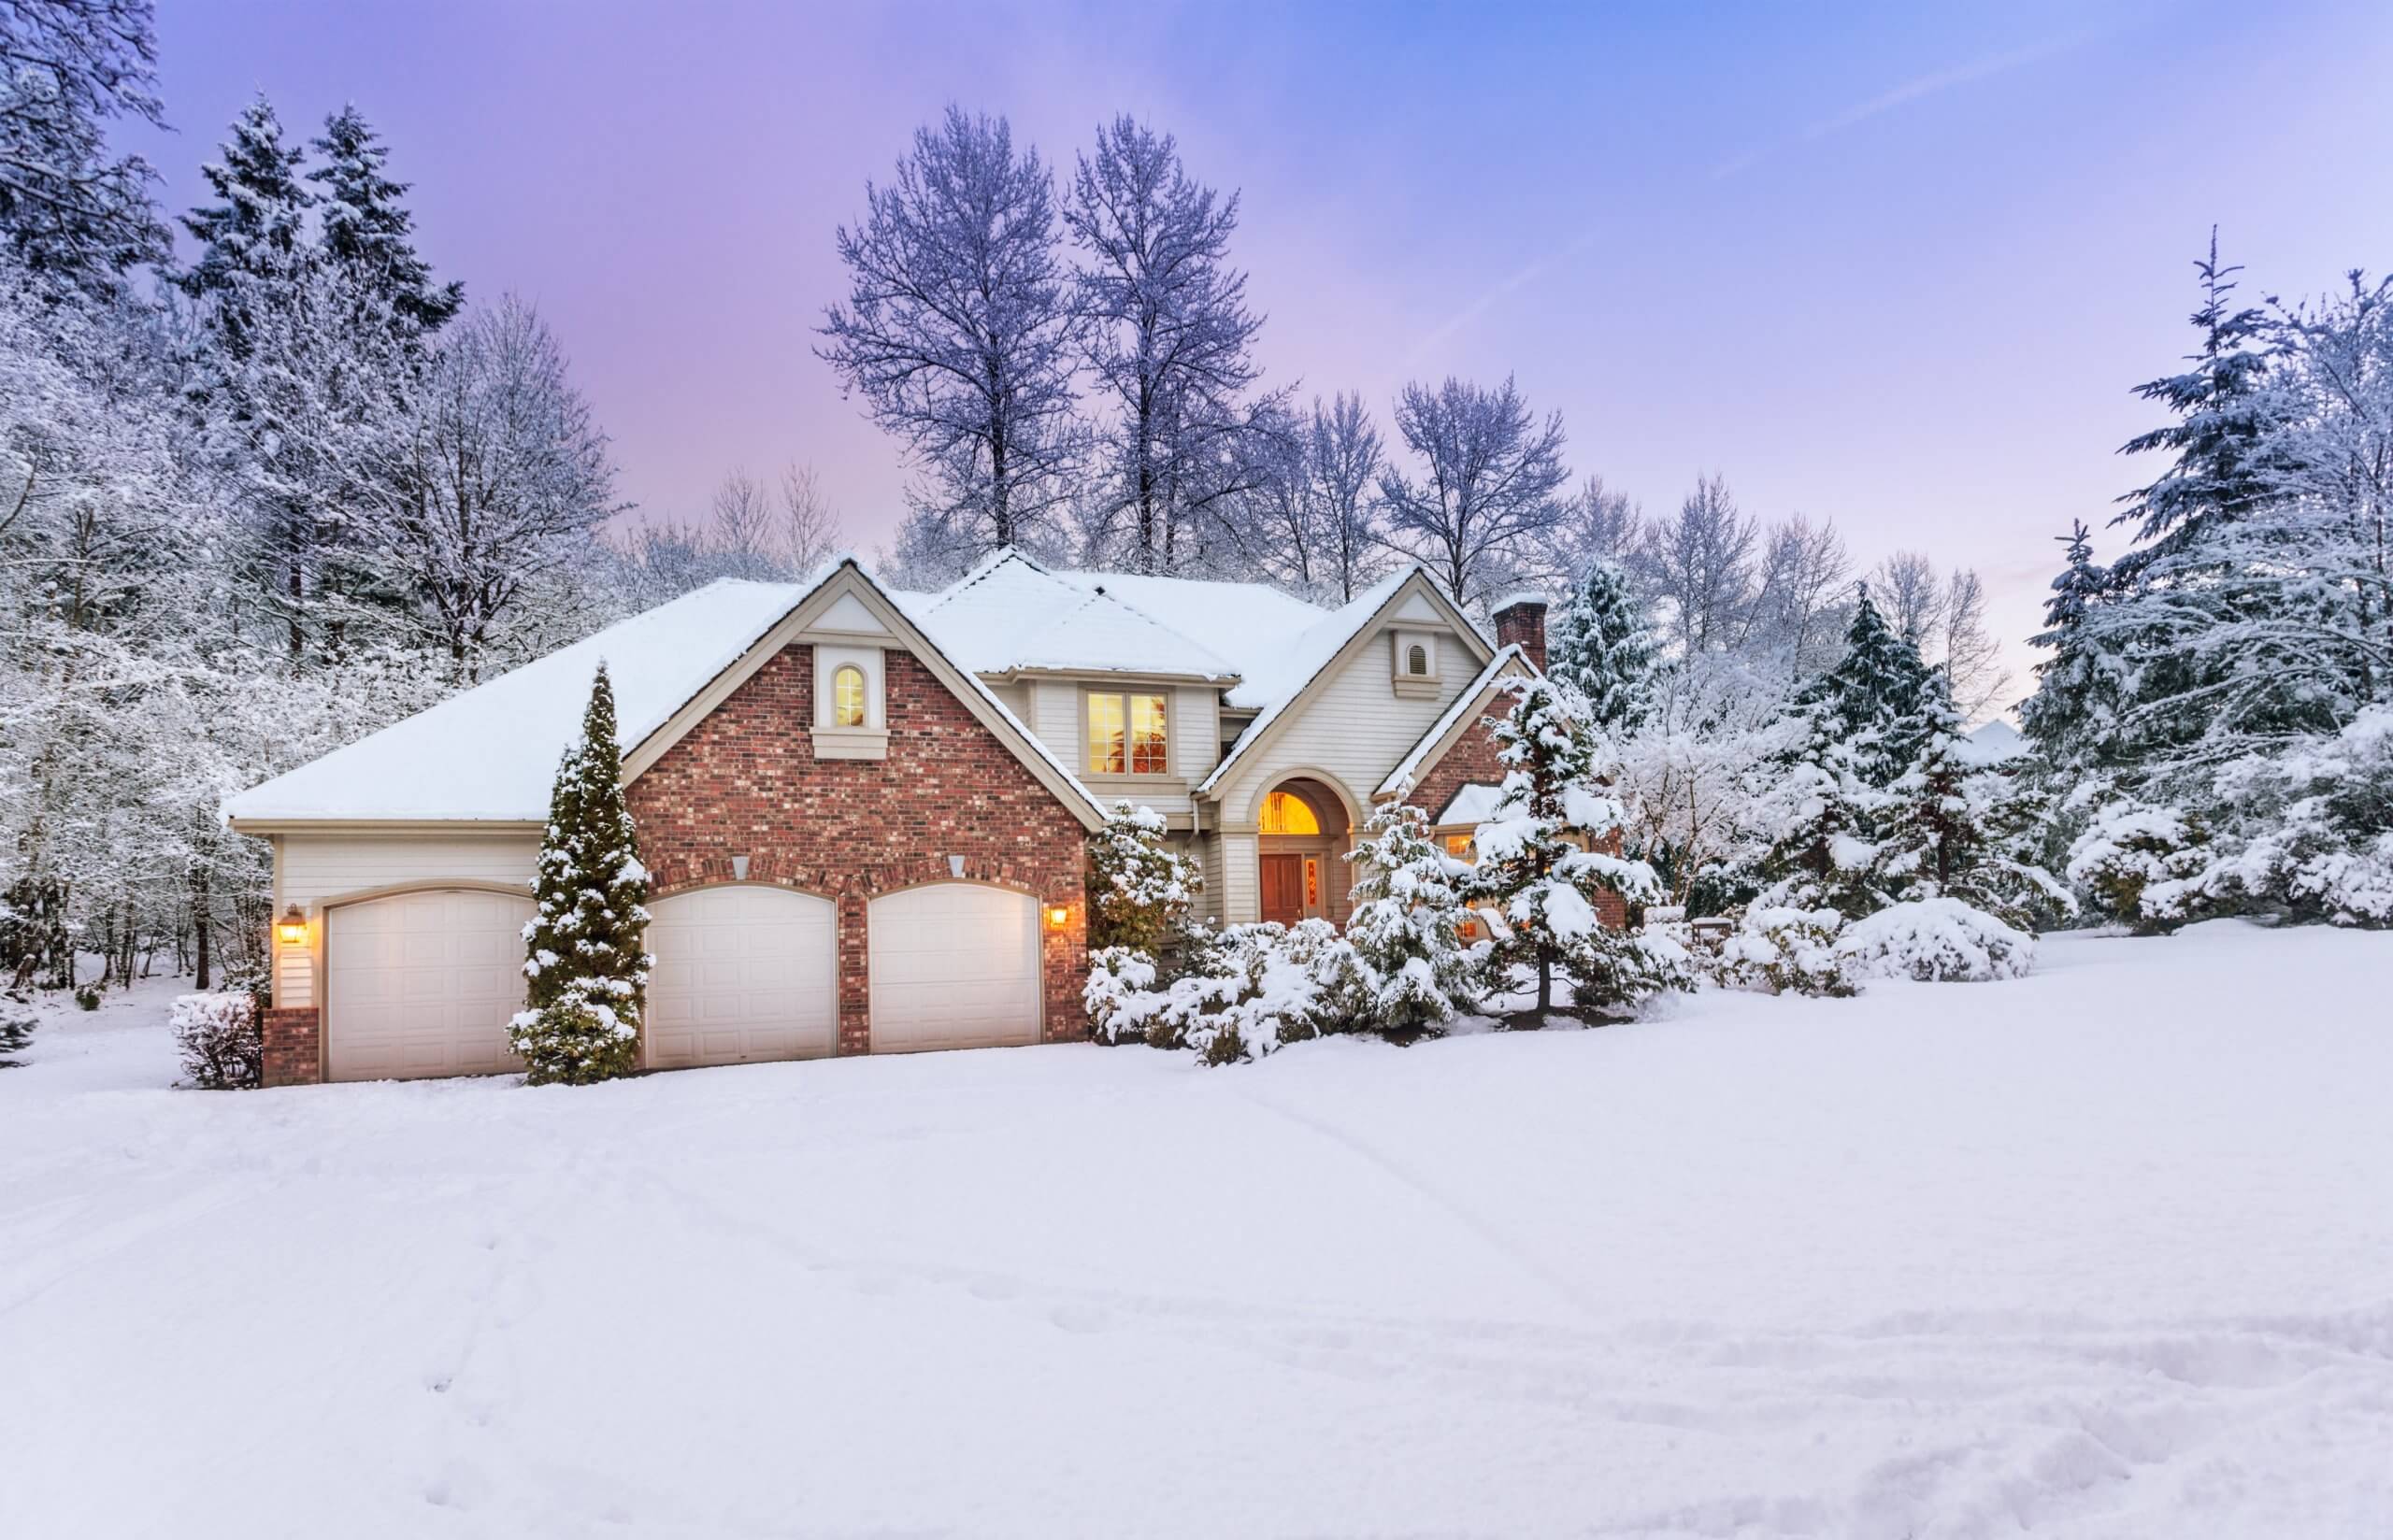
1374, 644, 1529, 799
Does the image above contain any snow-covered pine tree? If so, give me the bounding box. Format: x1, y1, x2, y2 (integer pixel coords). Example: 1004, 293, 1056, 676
2019, 520, 2126, 777
178, 93, 313, 356
510, 663, 652, 1085
1755, 709, 1884, 921
1342, 797, 1475, 1034
1546, 558, 1657, 731
309, 105, 463, 337
1085, 800, 1202, 955
1468, 676, 1679, 1021
1878, 674, 2071, 928
1788, 585, 1934, 788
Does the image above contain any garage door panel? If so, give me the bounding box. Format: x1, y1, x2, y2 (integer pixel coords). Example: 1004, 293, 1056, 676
867, 884, 1041, 1053
327, 889, 534, 1082
645, 885, 837, 1069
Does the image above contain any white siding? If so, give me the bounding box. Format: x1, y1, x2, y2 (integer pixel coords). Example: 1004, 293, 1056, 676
274, 832, 540, 1010
1220, 834, 1259, 923
1018, 676, 1211, 818
1217, 627, 1473, 829
1029, 678, 1078, 759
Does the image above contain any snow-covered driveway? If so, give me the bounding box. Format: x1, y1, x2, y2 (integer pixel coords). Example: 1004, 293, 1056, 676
4, 921, 2389, 1537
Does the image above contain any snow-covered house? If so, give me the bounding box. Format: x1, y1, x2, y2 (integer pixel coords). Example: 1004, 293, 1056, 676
224, 551, 1582, 1085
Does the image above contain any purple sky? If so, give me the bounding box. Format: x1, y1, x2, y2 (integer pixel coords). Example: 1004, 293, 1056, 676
134, 1, 2393, 693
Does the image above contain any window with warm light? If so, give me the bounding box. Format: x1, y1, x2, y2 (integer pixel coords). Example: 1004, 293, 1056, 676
832, 664, 867, 728
1086, 692, 1168, 776
1442, 834, 1476, 863
1260, 791, 1321, 834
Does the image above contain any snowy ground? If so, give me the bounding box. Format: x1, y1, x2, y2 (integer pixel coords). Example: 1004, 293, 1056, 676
4, 922, 2389, 1539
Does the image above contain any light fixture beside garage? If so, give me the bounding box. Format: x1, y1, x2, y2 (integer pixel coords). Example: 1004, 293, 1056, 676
1044, 904, 1070, 931
276, 905, 307, 946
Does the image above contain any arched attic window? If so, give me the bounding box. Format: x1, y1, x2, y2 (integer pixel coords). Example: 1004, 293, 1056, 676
832, 663, 867, 727
1407, 644, 1429, 676
1261, 791, 1322, 835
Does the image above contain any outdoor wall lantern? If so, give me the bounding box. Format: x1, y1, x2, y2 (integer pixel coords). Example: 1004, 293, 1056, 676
1044, 904, 1071, 932
276, 905, 308, 946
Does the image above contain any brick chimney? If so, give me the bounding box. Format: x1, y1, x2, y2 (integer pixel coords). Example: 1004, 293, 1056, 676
1492, 595, 1548, 671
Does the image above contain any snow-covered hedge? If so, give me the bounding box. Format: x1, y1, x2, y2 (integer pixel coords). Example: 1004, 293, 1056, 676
1833, 898, 2034, 983
1716, 906, 1856, 996
2066, 795, 2208, 933
172, 991, 263, 1089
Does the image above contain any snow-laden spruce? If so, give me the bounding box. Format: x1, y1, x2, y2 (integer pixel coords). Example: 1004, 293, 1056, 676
1469, 675, 1687, 1020
509, 663, 652, 1085
1342, 798, 1477, 1034
1545, 557, 1657, 732
1086, 800, 1203, 954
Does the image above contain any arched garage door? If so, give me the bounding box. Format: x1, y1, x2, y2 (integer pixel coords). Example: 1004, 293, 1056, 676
867, 883, 1042, 1052
645, 885, 838, 1069
325, 889, 534, 1081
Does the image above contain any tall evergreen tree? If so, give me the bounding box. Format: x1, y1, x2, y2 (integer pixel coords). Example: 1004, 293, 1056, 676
509, 663, 652, 1084
1546, 558, 1657, 731
308, 105, 462, 336
2019, 520, 2125, 775
1755, 712, 1884, 921
178, 93, 313, 356
1468, 677, 1679, 1020
1342, 799, 1474, 1035
1790, 585, 1934, 788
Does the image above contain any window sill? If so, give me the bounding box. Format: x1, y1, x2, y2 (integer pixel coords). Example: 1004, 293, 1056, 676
812, 726, 889, 761
1392, 675, 1442, 699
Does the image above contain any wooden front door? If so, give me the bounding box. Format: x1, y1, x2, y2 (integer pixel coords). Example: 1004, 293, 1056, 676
1260, 854, 1304, 923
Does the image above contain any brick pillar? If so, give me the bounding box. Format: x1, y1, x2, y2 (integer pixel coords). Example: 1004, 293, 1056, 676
1493, 596, 1549, 671
261, 1007, 322, 1086
836, 891, 870, 1054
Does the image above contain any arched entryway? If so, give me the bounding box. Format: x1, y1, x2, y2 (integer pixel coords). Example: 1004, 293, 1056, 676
1256, 776, 1355, 926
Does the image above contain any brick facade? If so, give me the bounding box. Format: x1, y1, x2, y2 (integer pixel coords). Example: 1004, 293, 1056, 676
262, 1006, 321, 1088
627, 646, 1090, 1053
1400, 698, 1627, 932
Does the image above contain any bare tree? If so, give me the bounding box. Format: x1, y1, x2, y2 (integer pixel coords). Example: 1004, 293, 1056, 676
1749, 514, 1854, 674
778, 462, 840, 573
1870, 549, 1946, 646
0, 0, 171, 291
709, 468, 779, 578
817, 107, 1078, 566
1940, 566, 2011, 718
1064, 114, 1282, 574
1378, 375, 1569, 606
1308, 391, 1387, 600
1638, 474, 1756, 654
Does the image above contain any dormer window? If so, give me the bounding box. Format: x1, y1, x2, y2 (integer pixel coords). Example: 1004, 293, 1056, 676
1407, 644, 1429, 677
832, 664, 867, 728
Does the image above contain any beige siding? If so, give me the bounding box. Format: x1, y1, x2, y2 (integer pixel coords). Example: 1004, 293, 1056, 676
1220, 833, 1259, 923
1194, 831, 1225, 925
1217, 628, 1471, 829
1029, 678, 1079, 763
279, 832, 540, 909
1016, 676, 1214, 818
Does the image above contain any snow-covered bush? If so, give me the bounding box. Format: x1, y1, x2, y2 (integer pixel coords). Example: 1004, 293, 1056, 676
1343, 798, 1475, 1035
2153, 706, 2393, 927
1470, 675, 1686, 1020
2066, 794, 2208, 933
1717, 906, 1856, 997
1876, 690, 2074, 931
0, 991, 35, 1065
509, 663, 651, 1086
73, 982, 100, 1010
1086, 800, 1203, 953
1083, 920, 1368, 1066
172, 991, 263, 1089
1834, 897, 2034, 983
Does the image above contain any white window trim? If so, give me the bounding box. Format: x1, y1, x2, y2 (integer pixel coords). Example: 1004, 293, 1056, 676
1080, 685, 1173, 779
814, 644, 889, 760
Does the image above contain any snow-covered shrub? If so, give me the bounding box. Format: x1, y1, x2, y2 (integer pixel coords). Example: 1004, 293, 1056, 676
1717, 906, 1856, 997
1469, 675, 1687, 1020
1083, 920, 1368, 1066
1087, 800, 1204, 954
0, 991, 35, 1065
2066, 795, 2208, 933
2154, 706, 2393, 927
509, 663, 650, 1086
1875, 687, 2073, 931
73, 982, 100, 1011
172, 991, 263, 1089
1834, 897, 2034, 983
1343, 799, 1475, 1035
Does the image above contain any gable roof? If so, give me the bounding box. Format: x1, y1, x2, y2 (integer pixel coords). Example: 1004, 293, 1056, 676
898, 549, 1242, 681
1375, 644, 1538, 800
1194, 566, 1495, 796
225, 557, 1109, 831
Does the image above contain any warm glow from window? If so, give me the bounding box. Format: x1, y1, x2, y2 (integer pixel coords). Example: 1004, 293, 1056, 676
1407, 643, 1428, 676
1261, 791, 1321, 834
832, 664, 867, 727
1442, 834, 1476, 863
1087, 692, 1168, 775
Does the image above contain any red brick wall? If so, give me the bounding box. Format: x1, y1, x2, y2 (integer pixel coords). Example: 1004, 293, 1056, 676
262, 1006, 321, 1087
628, 646, 1090, 1052
1400, 706, 1626, 932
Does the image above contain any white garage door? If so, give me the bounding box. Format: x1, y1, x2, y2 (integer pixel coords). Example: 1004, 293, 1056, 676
867, 883, 1042, 1052
326, 889, 534, 1082
645, 885, 838, 1069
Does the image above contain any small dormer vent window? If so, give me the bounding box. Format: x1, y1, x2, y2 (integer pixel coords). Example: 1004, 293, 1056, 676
1407, 644, 1428, 677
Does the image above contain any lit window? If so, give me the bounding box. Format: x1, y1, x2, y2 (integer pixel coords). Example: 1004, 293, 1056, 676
1442, 834, 1475, 863
1407, 644, 1428, 676
1087, 692, 1168, 775
832, 664, 867, 728
1261, 791, 1321, 834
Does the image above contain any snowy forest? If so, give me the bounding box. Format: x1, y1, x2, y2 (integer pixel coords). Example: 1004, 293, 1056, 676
4, 1, 2388, 1006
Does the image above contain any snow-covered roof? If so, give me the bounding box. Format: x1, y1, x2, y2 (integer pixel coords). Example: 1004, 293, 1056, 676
225, 558, 1109, 827
1434, 782, 1506, 827
897, 550, 1242, 681
1068, 568, 1332, 706
1376, 645, 1530, 799
1959, 719, 2028, 768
